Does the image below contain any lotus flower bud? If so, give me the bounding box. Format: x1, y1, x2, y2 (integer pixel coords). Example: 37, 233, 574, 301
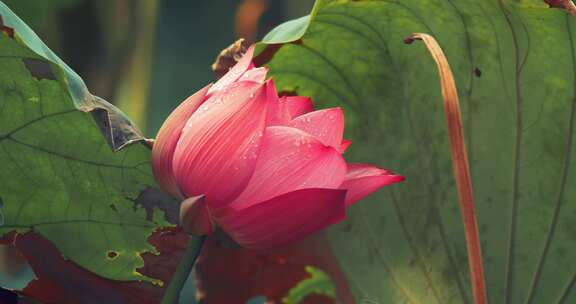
152, 45, 404, 250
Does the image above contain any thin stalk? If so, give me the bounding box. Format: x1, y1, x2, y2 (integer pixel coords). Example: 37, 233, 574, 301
161, 236, 206, 304
405, 33, 487, 304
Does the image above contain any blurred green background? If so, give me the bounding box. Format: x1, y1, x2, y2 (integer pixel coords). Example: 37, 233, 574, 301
2, 0, 314, 136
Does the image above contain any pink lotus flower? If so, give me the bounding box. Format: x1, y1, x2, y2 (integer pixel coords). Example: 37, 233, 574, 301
152, 45, 404, 250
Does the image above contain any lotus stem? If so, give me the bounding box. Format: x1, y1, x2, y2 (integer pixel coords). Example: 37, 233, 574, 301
405, 33, 487, 304
161, 235, 206, 304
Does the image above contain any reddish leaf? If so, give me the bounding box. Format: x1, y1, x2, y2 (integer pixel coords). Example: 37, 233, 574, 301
544, 0, 563, 7
195, 232, 353, 304
138, 227, 191, 285
301, 294, 334, 304
1, 229, 189, 304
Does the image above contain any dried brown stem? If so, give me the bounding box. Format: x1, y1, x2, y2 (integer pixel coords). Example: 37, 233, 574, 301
405, 33, 487, 304
548, 0, 576, 16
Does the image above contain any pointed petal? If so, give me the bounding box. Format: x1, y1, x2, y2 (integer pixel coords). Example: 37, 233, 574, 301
340, 139, 352, 153
180, 195, 213, 235
289, 108, 344, 150
263, 79, 285, 126
152, 84, 211, 199
230, 126, 347, 209
340, 163, 405, 206
238, 67, 268, 83
269, 96, 315, 126
219, 188, 346, 250
208, 45, 255, 95
282, 96, 314, 119
173, 81, 268, 208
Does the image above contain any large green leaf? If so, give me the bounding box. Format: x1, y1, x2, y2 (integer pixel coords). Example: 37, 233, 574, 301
261, 0, 576, 303
0, 0, 179, 289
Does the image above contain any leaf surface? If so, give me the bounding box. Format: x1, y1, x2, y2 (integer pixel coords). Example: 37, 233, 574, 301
0, 2, 185, 300
261, 0, 576, 303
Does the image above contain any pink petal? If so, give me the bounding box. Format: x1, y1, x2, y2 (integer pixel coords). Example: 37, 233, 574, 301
218, 188, 347, 250
152, 84, 212, 199
340, 139, 352, 153
269, 96, 315, 126
173, 81, 269, 208
289, 108, 344, 150
180, 195, 213, 235
230, 126, 347, 209
208, 45, 256, 95
340, 163, 405, 206
265, 79, 280, 105
238, 67, 268, 83
282, 96, 314, 119
264, 79, 285, 126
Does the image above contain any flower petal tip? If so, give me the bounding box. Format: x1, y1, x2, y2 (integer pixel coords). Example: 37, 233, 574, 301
340, 139, 352, 153
180, 195, 214, 235
340, 163, 405, 206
